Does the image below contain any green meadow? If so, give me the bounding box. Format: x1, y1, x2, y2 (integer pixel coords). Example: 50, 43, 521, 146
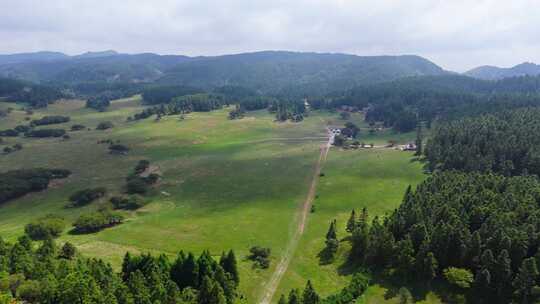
0, 99, 430, 303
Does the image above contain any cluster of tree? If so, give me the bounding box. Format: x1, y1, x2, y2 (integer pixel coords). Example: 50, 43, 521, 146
123, 160, 159, 195
68, 187, 106, 207
271, 100, 306, 122
247, 246, 271, 269
96, 121, 114, 130
24, 128, 66, 138
109, 144, 130, 155
70, 124, 86, 131
142, 85, 204, 105
72, 209, 124, 234
110, 194, 147, 210
0, 124, 32, 137
228, 104, 245, 120
340, 122, 359, 138
319, 75, 540, 132
86, 94, 111, 111
2, 143, 22, 154
24, 215, 66, 240
0, 168, 71, 204
30, 115, 70, 126
0, 77, 64, 108
425, 108, 540, 176
279, 272, 370, 304
346, 171, 540, 303
0, 235, 237, 303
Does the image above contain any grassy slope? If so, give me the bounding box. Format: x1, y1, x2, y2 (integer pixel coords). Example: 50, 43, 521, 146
0, 102, 434, 303
0, 98, 329, 302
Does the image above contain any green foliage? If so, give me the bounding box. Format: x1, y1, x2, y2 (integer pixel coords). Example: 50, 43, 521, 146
68, 187, 106, 207
30, 115, 70, 126
24, 128, 66, 138
24, 215, 65, 240
142, 85, 203, 105
72, 210, 124, 234
110, 195, 147, 210
248, 246, 271, 269
443, 267, 473, 289
426, 108, 540, 175
0, 168, 70, 204
96, 121, 114, 130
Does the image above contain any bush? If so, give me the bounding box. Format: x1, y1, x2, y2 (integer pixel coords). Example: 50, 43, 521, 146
30, 115, 70, 126
59, 242, 77, 259
70, 124, 86, 131
68, 187, 106, 207
126, 178, 149, 194
0, 129, 18, 137
25, 129, 66, 138
96, 121, 114, 130
110, 195, 147, 210
24, 215, 65, 240
248, 246, 271, 269
14, 125, 31, 133
109, 144, 129, 154
72, 210, 124, 234
134, 160, 150, 175
0, 168, 71, 204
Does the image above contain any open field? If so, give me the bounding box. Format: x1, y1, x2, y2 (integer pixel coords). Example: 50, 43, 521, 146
1, 100, 428, 303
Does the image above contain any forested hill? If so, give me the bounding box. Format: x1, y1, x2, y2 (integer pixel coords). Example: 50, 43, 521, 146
466, 62, 540, 80
0, 50, 449, 95
158, 51, 449, 95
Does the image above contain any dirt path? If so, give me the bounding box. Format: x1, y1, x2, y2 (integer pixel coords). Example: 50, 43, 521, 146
258, 130, 331, 304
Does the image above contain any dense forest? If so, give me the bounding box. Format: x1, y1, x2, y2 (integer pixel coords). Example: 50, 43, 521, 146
425, 108, 540, 175
342, 172, 540, 303
0, 235, 240, 304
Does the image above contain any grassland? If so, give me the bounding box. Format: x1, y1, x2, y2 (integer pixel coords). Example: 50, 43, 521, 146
0, 100, 431, 303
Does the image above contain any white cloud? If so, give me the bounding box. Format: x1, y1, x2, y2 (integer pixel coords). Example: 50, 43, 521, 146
0, 0, 539, 71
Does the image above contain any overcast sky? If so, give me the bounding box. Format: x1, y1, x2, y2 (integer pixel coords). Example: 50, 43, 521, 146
1, 0, 539, 72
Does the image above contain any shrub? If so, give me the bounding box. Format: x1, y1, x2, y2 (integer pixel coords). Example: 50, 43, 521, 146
59, 242, 77, 259
248, 246, 271, 269
126, 178, 149, 194
25, 129, 66, 138
443, 267, 474, 289
0, 129, 18, 137
110, 195, 147, 210
68, 187, 106, 207
109, 144, 129, 154
134, 160, 150, 174
14, 125, 31, 133
0, 168, 71, 204
24, 215, 65, 240
96, 121, 114, 130
30, 115, 70, 126
72, 210, 124, 234
70, 124, 86, 131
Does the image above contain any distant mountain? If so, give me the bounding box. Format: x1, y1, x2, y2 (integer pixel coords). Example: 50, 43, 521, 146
0, 52, 192, 84
0, 50, 449, 95
74, 50, 119, 59
159, 51, 449, 95
0, 51, 68, 65
465, 62, 540, 80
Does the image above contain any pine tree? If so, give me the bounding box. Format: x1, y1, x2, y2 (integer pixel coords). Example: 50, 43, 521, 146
127, 270, 152, 304
324, 220, 339, 262
222, 250, 239, 287
513, 257, 539, 304
495, 249, 512, 299
302, 280, 320, 304
198, 275, 214, 304
414, 122, 423, 156
423, 252, 438, 283
288, 289, 300, 304
346, 209, 356, 233
278, 294, 287, 304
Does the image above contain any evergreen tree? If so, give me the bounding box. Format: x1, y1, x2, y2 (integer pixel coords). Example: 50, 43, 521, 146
414, 122, 423, 156
346, 209, 357, 233
127, 270, 152, 304
302, 280, 320, 304
513, 257, 539, 304
278, 294, 287, 304
221, 250, 239, 286
324, 220, 339, 261
287, 289, 300, 304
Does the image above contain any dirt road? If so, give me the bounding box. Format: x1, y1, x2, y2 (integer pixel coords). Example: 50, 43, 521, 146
258, 130, 331, 304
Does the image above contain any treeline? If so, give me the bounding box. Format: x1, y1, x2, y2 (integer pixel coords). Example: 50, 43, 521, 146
316, 75, 540, 132
0, 77, 64, 108
0, 235, 240, 304
425, 108, 540, 176
0, 168, 71, 204
344, 171, 540, 303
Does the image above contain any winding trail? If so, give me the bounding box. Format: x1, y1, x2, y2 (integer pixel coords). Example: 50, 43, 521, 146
258, 130, 331, 304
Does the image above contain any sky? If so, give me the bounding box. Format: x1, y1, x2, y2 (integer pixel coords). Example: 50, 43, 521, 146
1, 0, 539, 72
